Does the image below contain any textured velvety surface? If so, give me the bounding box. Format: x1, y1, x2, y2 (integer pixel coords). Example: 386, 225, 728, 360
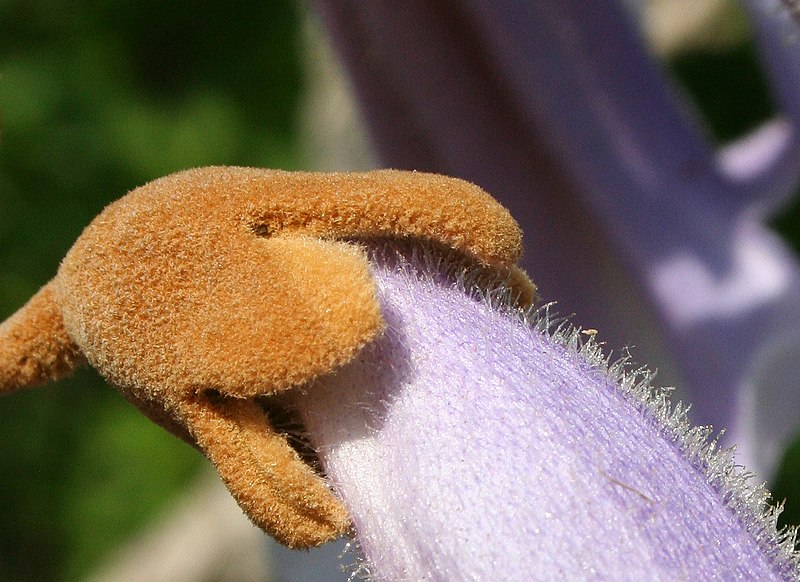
54, 166, 529, 401
0, 282, 83, 390
296, 251, 795, 580
0, 166, 531, 548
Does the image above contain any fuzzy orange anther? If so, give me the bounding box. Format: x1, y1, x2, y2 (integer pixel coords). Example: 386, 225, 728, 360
0, 166, 532, 547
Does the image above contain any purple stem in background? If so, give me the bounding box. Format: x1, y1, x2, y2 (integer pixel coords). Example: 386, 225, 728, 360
293, 246, 798, 580
314, 0, 800, 479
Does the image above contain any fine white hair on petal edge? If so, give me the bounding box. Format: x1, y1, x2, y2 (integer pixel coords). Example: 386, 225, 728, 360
299, 241, 800, 580
414, 241, 800, 575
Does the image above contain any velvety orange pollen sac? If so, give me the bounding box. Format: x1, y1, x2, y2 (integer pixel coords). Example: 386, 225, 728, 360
0, 166, 533, 548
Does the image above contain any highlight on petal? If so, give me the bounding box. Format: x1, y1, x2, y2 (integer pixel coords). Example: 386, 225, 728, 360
291, 244, 799, 580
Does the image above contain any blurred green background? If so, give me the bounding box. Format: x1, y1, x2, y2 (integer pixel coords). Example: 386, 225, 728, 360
1, 0, 800, 580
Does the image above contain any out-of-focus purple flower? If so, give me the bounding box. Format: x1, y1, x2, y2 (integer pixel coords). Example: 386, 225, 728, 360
293, 245, 799, 580
313, 0, 800, 480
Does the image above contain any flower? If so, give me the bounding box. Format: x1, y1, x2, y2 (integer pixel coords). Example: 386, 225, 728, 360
314, 0, 800, 480
292, 244, 799, 580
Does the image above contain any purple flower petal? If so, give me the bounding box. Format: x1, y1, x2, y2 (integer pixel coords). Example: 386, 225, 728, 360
314, 0, 800, 478
293, 246, 799, 580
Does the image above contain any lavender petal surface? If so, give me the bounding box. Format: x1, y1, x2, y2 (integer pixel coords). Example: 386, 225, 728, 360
294, 248, 798, 581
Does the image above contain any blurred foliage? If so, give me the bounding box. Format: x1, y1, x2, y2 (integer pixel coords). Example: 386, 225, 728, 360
773, 189, 800, 262
773, 437, 800, 529
669, 44, 775, 144
0, 0, 304, 579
